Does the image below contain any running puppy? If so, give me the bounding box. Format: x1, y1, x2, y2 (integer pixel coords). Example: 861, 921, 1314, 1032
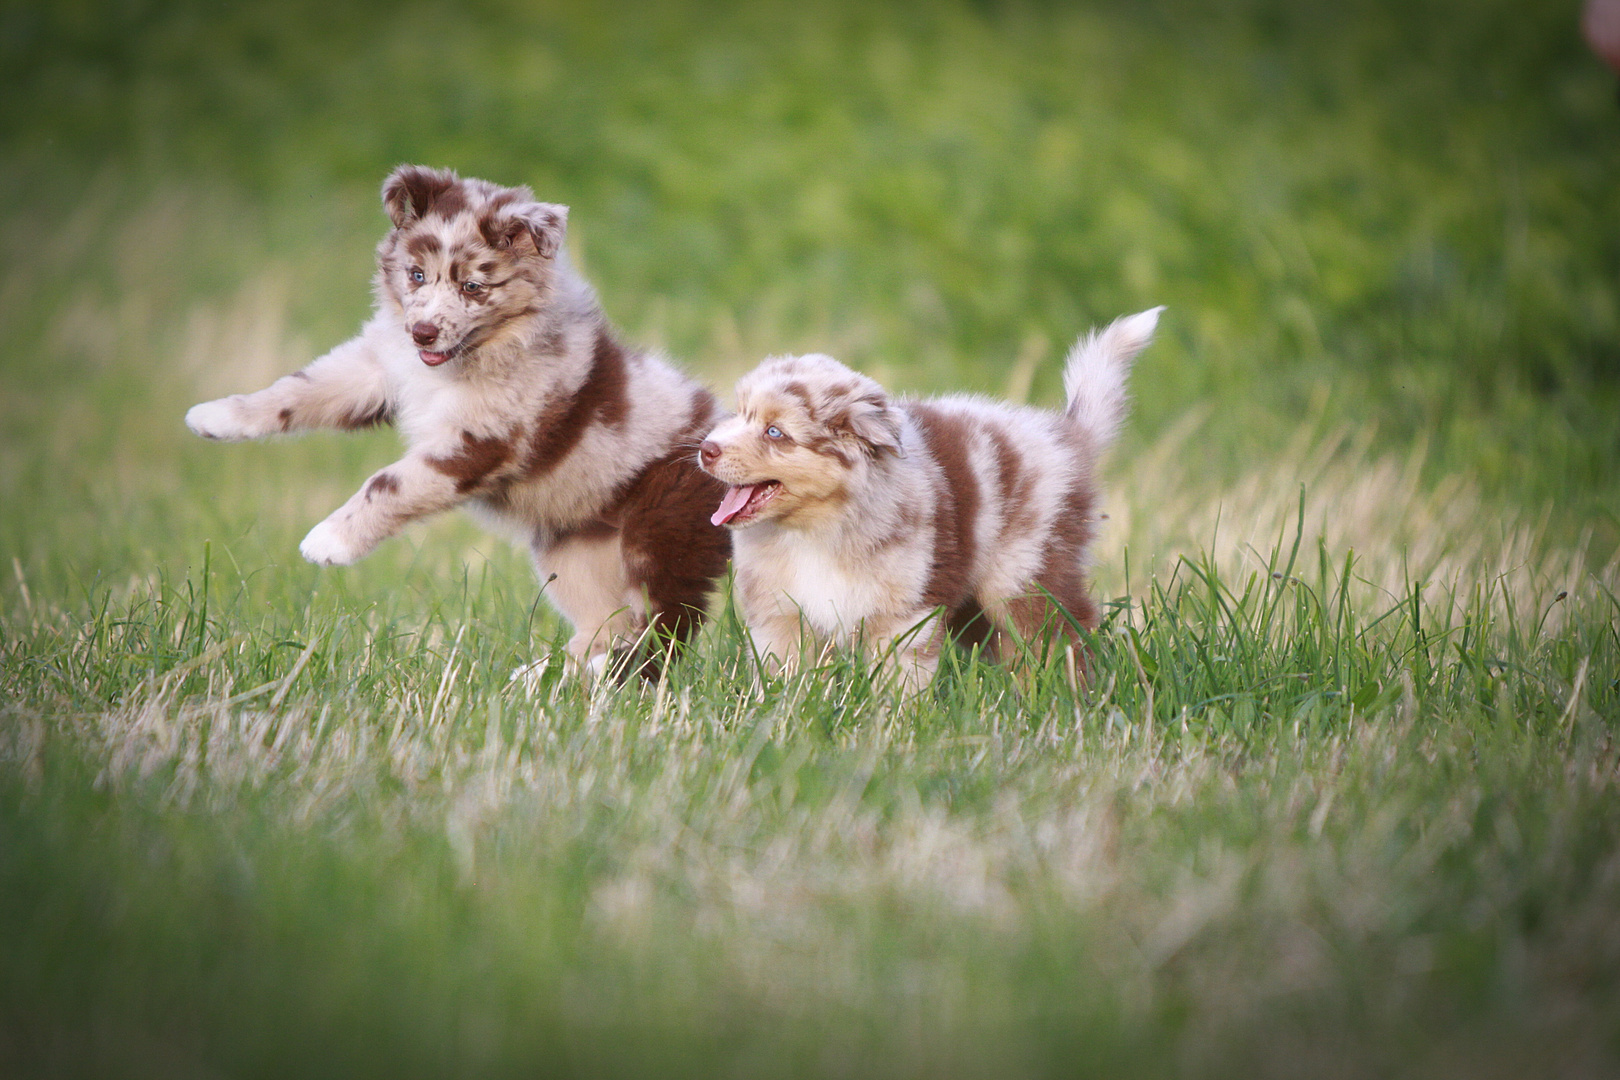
187, 165, 730, 678
697, 308, 1161, 692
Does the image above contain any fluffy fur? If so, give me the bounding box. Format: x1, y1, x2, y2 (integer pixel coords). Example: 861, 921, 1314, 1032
697, 308, 1162, 692
187, 165, 731, 678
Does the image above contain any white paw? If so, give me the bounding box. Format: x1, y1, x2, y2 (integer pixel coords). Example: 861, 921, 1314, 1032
299, 518, 363, 566
185, 398, 252, 441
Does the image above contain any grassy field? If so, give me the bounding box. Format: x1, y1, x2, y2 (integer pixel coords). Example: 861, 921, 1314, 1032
3, 0, 1619, 1075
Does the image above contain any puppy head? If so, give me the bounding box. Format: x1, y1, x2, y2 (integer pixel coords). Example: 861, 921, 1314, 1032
375, 165, 570, 367
698, 353, 902, 530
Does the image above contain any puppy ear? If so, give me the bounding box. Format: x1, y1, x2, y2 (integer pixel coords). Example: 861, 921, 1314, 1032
382, 165, 459, 228
835, 387, 903, 458
481, 202, 568, 259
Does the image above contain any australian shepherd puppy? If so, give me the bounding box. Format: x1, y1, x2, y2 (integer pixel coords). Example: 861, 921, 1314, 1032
186, 165, 730, 679
697, 308, 1161, 692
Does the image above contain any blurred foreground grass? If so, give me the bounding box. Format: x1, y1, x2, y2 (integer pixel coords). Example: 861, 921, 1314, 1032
2, 0, 1619, 1076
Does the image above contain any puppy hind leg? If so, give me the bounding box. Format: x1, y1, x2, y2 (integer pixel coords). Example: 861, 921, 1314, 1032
509, 610, 639, 693
567, 609, 644, 677
622, 534, 727, 682
984, 586, 1092, 694
531, 532, 646, 682
607, 594, 709, 684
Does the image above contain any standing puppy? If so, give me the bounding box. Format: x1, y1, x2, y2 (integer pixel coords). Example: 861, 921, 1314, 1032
698, 308, 1161, 692
186, 165, 730, 678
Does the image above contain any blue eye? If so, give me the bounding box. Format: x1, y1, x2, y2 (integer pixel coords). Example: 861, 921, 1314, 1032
765, 425, 783, 440
409, 268, 425, 283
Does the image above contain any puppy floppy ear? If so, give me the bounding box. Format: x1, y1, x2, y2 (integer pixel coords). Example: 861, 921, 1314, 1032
480, 202, 569, 259
382, 165, 459, 228
832, 386, 903, 458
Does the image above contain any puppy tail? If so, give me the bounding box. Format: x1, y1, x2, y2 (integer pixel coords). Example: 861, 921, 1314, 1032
1062, 305, 1163, 454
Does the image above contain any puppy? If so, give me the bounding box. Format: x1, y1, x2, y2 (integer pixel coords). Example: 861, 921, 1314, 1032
187, 165, 730, 679
697, 308, 1161, 692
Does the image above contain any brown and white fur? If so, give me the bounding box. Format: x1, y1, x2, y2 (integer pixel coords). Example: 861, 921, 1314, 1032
186, 165, 731, 679
697, 308, 1161, 693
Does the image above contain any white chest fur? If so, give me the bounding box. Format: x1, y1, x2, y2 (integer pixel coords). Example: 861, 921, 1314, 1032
773, 538, 892, 640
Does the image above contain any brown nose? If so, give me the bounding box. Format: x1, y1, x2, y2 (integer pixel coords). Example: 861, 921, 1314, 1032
698, 440, 721, 467
411, 322, 439, 346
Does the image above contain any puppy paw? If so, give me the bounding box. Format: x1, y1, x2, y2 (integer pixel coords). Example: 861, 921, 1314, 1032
299, 518, 365, 566
185, 398, 255, 441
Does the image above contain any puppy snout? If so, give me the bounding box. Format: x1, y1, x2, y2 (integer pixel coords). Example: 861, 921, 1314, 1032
411, 321, 440, 347
698, 440, 722, 468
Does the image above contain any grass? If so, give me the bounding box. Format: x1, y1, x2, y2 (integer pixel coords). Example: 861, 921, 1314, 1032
2, 0, 1619, 1075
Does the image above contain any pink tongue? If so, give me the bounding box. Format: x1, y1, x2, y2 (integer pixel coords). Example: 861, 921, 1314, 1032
420, 350, 449, 366
711, 485, 758, 527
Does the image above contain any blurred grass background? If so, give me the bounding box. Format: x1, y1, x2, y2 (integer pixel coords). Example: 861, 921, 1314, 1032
2, 1, 1619, 1076
4, 0, 1618, 546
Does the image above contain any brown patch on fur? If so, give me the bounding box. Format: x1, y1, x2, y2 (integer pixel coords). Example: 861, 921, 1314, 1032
1032, 479, 1100, 629
482, 189, 522, 217
600, 387, 731, 679
799, 425, 853, 465
364, 472, 400, 501
477, 206, 526, 252
946, 601, 995, 655
550, 517, 618, 545
908, 404, 980, 609
384, 166, 459, 227
278, 407, 293, 431
994, 475, 1099, 672
428, 430, 514, 494
405, 232, 442, 260
686, 384, 717, 433
779, 381, 816, 419
289, 370, 312, 382
337, 402, 394, 431
520, 324, 630, 479
425, 183, 469, 221
982, 422, 1040, 540
590, 330, 631, 428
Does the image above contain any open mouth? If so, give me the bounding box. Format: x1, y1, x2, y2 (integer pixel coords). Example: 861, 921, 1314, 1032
418, 343, 463, 366
417, 337, 472, 367
711, 481, 782, 527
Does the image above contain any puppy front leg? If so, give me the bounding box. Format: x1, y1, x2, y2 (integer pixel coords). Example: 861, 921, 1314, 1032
299, 449, 487, 566
868, 608, 945, 697
186, 329, 392, 442
745, 611, 806, 679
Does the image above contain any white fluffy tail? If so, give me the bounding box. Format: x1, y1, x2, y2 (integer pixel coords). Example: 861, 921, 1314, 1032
1062, 305, 1163, 453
